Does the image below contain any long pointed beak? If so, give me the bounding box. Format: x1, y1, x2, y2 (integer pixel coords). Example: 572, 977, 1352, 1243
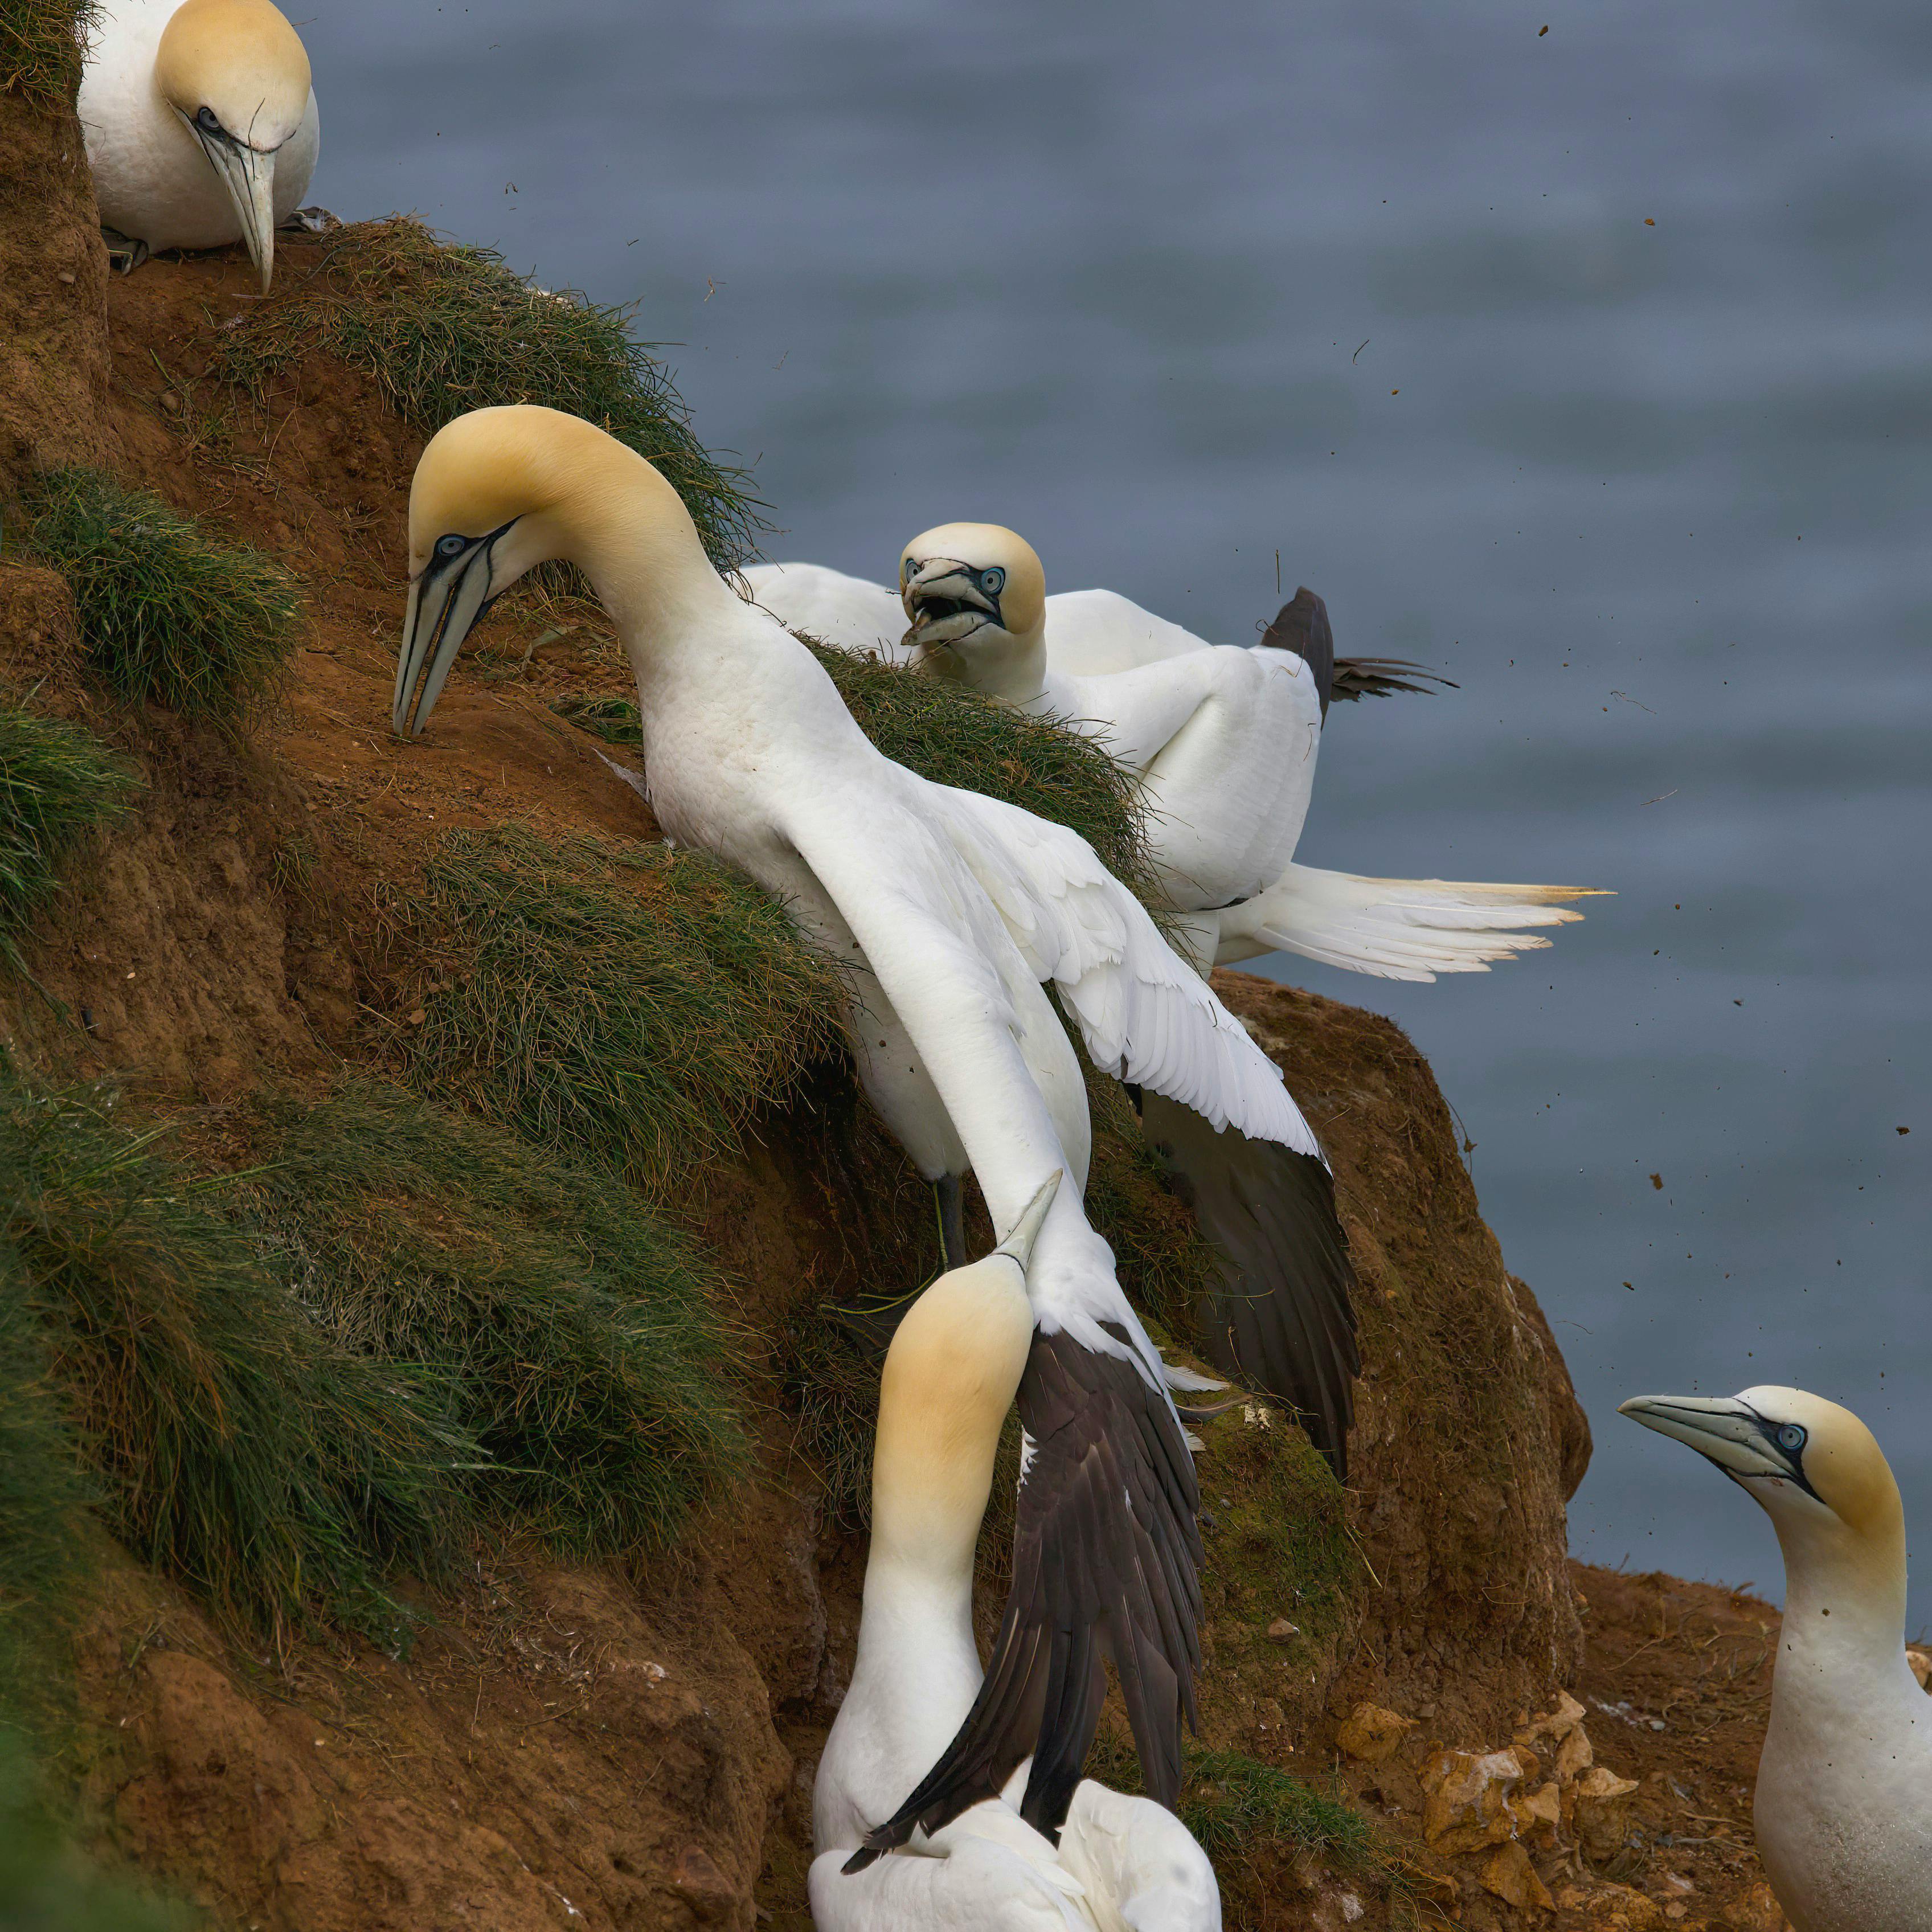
1619, 1394, 1786, 1480
901, 559, 994, 645
993, 1170, 1062, 1272
392, 550, 496, 736
197, 134, 279, 292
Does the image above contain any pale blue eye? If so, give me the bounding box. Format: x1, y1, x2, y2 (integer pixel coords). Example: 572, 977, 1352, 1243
982, 567, 1005, 595
1777, 1423, 1806, 1454
436, 534, 467, 559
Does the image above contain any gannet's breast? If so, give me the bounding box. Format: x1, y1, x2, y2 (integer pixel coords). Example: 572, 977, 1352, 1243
1756, 1659, 1932, 1932
79, 0, 320, 253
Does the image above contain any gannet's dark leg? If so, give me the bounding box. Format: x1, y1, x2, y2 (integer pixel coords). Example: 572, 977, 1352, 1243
932, 1172, 968, 1271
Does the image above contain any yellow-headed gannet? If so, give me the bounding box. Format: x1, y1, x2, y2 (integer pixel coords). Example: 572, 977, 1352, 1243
816, 1173, 1222, 1929
899, 524, 1597, 984
1622, 1387, 1932, 1932
390, 405, 1340, 1849
78, 0, 320, 289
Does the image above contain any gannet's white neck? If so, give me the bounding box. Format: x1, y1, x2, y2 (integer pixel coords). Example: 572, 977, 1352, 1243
1770, 1475, 1910, 1687
849, 1248, 1035, 1705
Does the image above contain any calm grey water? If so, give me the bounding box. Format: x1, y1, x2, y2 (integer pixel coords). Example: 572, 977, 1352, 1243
308, 0, 1931, 1622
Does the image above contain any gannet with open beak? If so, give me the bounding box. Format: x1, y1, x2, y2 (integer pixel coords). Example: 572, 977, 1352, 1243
815, 1173, 1221, 1929
1622, 1387, 1932, 1932
78, 0, 320, 289
898, 524, 1598, 984
391, 405, 1341, 1851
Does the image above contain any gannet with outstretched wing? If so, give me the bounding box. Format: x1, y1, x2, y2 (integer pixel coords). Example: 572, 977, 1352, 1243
899, 523, 1597, 983
78, 0, 320, 289
815, 1173, 1221, 1929
1622, 1387, 1932, 1932
390, 406, 1339, 1849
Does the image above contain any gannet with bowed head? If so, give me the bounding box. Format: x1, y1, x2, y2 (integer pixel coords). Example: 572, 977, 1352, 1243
391, 404, 1339, 1852
1621, 1386, 1932, 1932
79, 0, 320, 289
815, 1173, 1221, 1931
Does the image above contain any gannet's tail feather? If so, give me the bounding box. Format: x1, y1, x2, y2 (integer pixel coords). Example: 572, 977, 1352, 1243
935, 785, 1320, 1157
1220, 863, 1606, 983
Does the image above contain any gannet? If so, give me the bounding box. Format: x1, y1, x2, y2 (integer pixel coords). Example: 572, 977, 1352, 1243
78, 0, 320, 289
815, 1173, 1222, 1930
1621, 1387, 1932, 1932
899, 524, 1597, 983
391, 405, 1342, 1847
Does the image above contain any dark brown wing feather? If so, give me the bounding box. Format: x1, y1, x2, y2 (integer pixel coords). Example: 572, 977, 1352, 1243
842, 1326, 1203, 1869
1256, 585, 1455, 715
1141, 1093, 1359, 1480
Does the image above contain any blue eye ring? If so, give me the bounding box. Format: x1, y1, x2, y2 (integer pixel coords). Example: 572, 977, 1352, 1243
981, 566, 1006, 595
195, 105, 222, 134
902, 556, 919, 583
1777, 1423, 1807, 1454
436, 533, 469, 560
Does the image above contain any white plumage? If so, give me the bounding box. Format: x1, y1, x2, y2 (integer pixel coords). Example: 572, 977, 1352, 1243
814, 1177, 1221, 1932
79, 0, 319, 288
390, 406, 1332, 1815
1622, 1387, 1932, 1932
747, 537, 1598, 980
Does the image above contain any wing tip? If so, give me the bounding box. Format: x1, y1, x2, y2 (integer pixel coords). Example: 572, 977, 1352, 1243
840, 1844, 885, 1876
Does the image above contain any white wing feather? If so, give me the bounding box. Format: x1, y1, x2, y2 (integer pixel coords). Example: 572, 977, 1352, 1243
933, 786, 1320, 1157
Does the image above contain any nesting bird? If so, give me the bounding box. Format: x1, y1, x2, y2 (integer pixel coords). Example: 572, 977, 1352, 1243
391, 406, 1348, 1852
78, 0, 320, 289
814, 1173, 1221, 1929
1622, 1386, 1932, 1932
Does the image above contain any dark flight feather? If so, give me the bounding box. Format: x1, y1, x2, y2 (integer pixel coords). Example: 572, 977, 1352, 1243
844, 1325, 1204, 1869
1258, 586, 1455, 718
1141, 1093, 1359, 1480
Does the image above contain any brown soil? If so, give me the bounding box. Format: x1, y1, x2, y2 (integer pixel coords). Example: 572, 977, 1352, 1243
0, 223, 1808, 1932
0, 83, 120, 489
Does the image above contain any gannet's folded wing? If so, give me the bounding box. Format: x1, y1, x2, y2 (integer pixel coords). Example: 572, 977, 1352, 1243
741, 561, 915, 664
846, 1323, 1204, 1865
934, 785, 1318, 1157
1222, 863, 1607, 983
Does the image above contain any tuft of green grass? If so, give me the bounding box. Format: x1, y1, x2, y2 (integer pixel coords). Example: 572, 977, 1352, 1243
0, 1069, 471, 1644
1180, 1750, 1381, 1874
0, 0, 95, 107
0, 702, 137, 968
235, 1080, 748, 1555
23, 470, 301, 724
405, 825, 850, 1198
220, 217, 767, 573
0, 1244, 93, 1738
549, 692, 642, 745
803, 640, 1164, 911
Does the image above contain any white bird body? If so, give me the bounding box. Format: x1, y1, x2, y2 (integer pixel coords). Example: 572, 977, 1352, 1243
749, 542, 1596, 981
1622, 1386, 1932, 1932
392, 407, 1324, 1824
742, 565, 1211, 676
79, 0, 318, 285
813, 1178, 1221, 1932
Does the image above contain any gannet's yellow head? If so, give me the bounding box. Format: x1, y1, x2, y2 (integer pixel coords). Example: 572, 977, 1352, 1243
393, 405, 686, 736
154, 0, 314, 291
1620, 1385, 1903, 1545
899, 522, 1047, 702
871, 1172, 1061, 1570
